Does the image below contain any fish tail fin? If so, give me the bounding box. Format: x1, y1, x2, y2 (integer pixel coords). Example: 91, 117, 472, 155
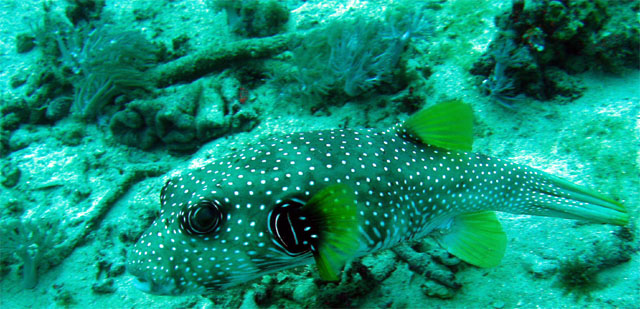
524, 172, 629, 226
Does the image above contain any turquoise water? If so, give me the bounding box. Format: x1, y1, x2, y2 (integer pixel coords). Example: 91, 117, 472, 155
0, 1, 638, 308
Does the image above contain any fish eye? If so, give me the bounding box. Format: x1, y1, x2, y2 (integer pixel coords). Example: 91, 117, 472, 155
180, 200, 224, 235
268, 198, 316, 256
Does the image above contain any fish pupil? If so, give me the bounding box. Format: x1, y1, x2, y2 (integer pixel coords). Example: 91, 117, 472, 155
269, 199, 317, 256
182, 200, 223, 235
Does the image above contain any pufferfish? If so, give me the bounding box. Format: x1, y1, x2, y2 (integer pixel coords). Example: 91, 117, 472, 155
127, 100, 629, 295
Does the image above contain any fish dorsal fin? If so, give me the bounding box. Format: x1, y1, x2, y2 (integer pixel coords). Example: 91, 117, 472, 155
398, 100, 473, 151
436, 211, 507, 268
304, 184, 360, 281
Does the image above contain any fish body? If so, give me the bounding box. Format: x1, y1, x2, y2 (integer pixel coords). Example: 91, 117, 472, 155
127, 101, 628, 295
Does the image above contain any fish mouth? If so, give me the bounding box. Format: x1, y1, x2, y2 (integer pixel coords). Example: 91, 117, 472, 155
131, 275, 176, 295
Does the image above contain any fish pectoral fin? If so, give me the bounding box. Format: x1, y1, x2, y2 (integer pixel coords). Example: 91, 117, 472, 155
399, 100, 473, 151
437, 211, 507, 268
304, 184, 360, 281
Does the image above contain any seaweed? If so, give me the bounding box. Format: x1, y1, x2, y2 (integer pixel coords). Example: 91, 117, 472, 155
557, 255, 603, 299
555, 227, 635, 300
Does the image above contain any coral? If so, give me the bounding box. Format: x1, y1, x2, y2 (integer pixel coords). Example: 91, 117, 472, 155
360, 250, 397, 282
391, 241, 461, 299
479, 42, 527, 109
0, 129, 9, 157
110, 77, 259, 151
0, 98, 30, 131
0, 195, 23, 218
24, 1, 154, 122
0, 218, 64, 289
54, 121, 86, 146
213, 0, 290, 38
151, 32, 293, 87
64, 0, 105, 26
315, 260, 380, 307
557, 255, 601, 299
473, 0, 638, 105
542, 67, 585, 101
109, 103, 160, 150
291, 8, 430, 100
591, 9, 640, 72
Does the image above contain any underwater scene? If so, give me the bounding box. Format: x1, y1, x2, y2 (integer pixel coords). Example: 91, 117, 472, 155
0, 0, 638, 308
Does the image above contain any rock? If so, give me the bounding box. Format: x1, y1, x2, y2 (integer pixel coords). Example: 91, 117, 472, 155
45, 97, 73, 121
16, 33, 35, 53
195, 87, 227, 141
8, 128, 35, 151
10, 71, 28, 89
531, 260, 558, 279
421, 280, 455, 299
91, 278, 116, 294
523, 254, 558, 279
429, 248, 461, 266
392, 243, 460, 289
107, 263, 125, 277
1, 162, 21, 188
239, 290, 258, 309
155, 107, 197, 148
362, 250, 397, 282
220, 76, 241, 104
55, 121, 86, 146
292, 278, 317, 303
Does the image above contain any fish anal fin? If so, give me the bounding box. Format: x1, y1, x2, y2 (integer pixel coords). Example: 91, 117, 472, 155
437, 211, 507, 268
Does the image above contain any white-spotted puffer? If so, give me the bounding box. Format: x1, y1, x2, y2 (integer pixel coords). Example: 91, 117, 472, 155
127, 101, 628, 295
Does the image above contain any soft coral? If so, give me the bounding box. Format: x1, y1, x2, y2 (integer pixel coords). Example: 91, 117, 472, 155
0, 218, 63, 289
292, 8, 430, 99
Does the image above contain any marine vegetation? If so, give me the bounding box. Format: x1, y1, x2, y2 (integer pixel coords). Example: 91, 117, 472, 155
0, 218, 64, 289
556, 226, 636, 300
